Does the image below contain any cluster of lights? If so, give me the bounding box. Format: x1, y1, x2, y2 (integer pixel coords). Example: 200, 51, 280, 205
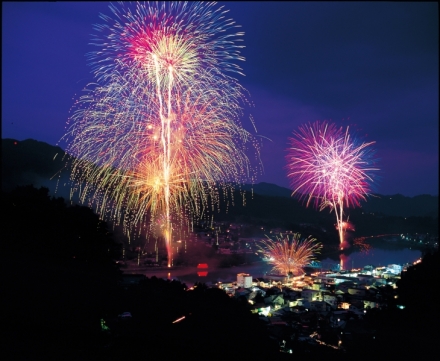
309, 332, 341, 350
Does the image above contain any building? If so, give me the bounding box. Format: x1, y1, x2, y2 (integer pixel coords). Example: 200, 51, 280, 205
237, 273, 252, 288
364, 300, 380, 309
357, 274, 375, 284
386, 264, 402, 275
348, 287, 366, 297
323, 294, 338, 309
301, 289, 320, 302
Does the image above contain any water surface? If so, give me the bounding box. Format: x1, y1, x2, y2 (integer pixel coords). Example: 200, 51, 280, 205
129, 246, 422, 286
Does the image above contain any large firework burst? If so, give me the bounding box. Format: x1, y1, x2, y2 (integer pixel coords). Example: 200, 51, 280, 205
62, 2, 260, 266
285, 121, 377, 249
259, 233, 322, 276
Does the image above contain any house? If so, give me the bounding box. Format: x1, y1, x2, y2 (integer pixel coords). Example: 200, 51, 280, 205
301, 289, 320, 302
296, 299, 311, 308
382, 271, 396, 279
235, 287, 251, 298
218, 281, 234, 289
273, 294, 285, 308
288, 300, 298, 307
386, 264, 402, 274
264, 294, 285, 308
363, 265, 374, 273
310, 300, 328, 313
316, 274, 336, 285
255, 278, 271, 288
357, 274, 375, 285
323, 294, 338, 309
374, 267, 387, 276
224, 287, 235, 296
348, 287, 366, 297
364, 300, 380, 309
283, 289, 300, 302
334, 276, 359, 285
254, 286, 267, 297
237, 273, 252, 288
248, 290, 265, 303
312, 282, 323, 290
253, 303, 271, 316
336, 281, 355, 293
335, 289, 346, 296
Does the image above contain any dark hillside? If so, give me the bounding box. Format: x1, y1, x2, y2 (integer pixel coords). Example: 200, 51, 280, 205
2, 138, 70, 194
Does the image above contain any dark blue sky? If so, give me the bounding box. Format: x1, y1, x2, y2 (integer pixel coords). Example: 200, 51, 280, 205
2, 2, 438, 196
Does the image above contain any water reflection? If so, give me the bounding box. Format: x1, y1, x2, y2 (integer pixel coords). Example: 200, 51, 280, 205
135, 247, 421, 285
334, 247, 421, 270
138, 262, 272, 286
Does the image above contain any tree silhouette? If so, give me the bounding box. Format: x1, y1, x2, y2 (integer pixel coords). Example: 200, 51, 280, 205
2, 185, 121, 359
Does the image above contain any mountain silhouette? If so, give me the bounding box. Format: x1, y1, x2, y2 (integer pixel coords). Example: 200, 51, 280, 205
2, 138, 72, 199
2, 138, 438, 218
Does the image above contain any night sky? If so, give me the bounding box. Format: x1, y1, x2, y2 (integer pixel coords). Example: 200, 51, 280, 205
2, 2, 438, 197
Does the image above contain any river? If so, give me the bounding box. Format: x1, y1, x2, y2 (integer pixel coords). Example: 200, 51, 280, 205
125, 245, 422, 286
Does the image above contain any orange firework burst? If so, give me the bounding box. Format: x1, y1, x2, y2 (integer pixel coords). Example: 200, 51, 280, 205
259, 233, 322, 276
353, 237, 372, 254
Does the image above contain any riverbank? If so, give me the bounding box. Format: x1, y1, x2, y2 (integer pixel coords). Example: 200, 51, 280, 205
122, 240, 424, 285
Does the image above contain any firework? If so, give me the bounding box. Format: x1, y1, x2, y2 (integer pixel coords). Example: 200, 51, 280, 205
353, 237, 372, 254
286, 121, 377, 249
258, 233, 322, 276
62, 2, 260, 266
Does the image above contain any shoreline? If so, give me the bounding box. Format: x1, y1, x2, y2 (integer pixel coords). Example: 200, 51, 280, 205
121, 245, 423, 285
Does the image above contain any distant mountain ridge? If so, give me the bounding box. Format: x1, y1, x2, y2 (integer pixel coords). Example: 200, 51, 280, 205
359, 193, 438, 218
2, 138, 438, 218
240, 182, 292, 198
2, 138, 72, 199
240, 182, 438, 218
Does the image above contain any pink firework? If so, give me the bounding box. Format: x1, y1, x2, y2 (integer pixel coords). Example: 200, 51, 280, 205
286, 121, 378, 249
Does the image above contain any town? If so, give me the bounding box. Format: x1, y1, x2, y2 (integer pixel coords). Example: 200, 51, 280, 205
215, 263, 410, 353
120, 218, 432, 355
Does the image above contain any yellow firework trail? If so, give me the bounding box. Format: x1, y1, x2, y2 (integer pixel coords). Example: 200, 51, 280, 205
62, 2, 261, 266
259, 233, 322, 276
